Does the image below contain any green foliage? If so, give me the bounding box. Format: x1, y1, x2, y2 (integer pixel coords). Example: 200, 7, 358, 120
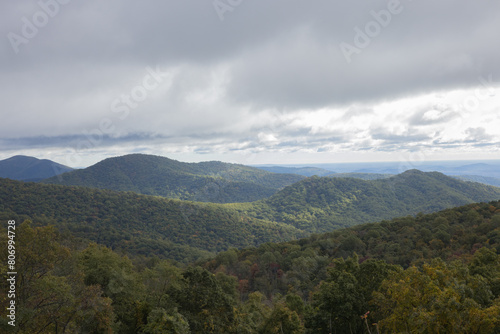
242, 170, 500, 232
0, 222, 114, 333
372, 259, 500, 333
3, 164, 500, 332
307, 255, 399, 333
78, 244, 143, 333
0, 178, 306, 263
2, 200, 500, 333
169, 267, 236, 333
259, 303, 304, 334
42, 154, 304, 203
140, 308, 190, 334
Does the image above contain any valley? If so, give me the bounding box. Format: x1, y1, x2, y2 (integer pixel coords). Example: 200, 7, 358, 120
1, 154, 500, 332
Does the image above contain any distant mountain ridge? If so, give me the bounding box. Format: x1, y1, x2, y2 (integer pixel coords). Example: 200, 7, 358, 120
0, 155, 73, 181
42, 154, 304, 203
255, 166, 335, 177
452, 175, 500, 188
240, 169, 500, 232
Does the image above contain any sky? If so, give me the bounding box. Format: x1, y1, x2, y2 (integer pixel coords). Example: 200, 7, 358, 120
1, 0, 500, 168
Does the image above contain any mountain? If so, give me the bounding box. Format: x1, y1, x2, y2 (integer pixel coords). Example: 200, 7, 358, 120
6, 168, 500, 263
240, 169, 500, 232
0, 155, 73, 181
290, 160, 500, 178
254, 166, 335, 177
207, 199, 500, 295
8, 199, 500, 333
201, 200, 500, 332
42, 154, 304, 203
0, 177, 306, 263
453, 174, 500, 187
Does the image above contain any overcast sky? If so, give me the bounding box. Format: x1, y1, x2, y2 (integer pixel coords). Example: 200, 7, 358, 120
1, 0, 500, 167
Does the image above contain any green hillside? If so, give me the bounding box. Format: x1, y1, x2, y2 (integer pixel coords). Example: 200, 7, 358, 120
2, 199, 499, 333
4, 169, 500, 265
42, 154, 304, 203
0, 178, 306, 263
239, 170, 500, 232
202, 200, 500, 333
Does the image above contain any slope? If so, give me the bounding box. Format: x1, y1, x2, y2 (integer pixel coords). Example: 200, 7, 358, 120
0, 178, 306, 263
453, 174, 500, 187
240, 169, 500, 232
204, 200, 500, 315
42, 154, 304, 203
0, 155, 73, 181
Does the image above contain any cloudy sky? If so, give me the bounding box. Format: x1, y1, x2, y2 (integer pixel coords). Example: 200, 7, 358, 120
1, 0, 500, 167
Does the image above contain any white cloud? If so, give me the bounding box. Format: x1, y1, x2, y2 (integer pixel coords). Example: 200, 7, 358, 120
1, 0, 500, 166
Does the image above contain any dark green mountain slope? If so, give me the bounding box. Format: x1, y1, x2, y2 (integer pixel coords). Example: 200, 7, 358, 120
0, 155, 73, 181
204, 200, 500, 318
241, 170, 500, 232
0, 178, 306, 263
42, 154, 304, 203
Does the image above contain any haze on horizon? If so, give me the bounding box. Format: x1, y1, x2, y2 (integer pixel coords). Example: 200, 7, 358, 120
1, 0, 499, 167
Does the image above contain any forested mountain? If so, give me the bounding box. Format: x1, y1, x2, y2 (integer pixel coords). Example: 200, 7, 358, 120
239, 170, 500, 232
42, 154, 304, 203
2, 200, 499, 332
0, 155, 73, 181
4, 169, 500, 263
0, 178, 306, 263
202, 200, 500, 333
453, 174, 500, 187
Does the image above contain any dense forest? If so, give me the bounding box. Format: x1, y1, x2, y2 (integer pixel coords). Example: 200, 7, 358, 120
3, 169, 500, 263
42, 154, 304, 203
0, 178, 305, 263
234, 170, 500, 232
2, 161, 500, 332
1, 200, 499, 333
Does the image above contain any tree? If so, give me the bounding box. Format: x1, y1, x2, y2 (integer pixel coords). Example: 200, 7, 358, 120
372, 259, 500, 333
260, 303, 304, 334
0, 221, 113, 333
307, 254, 398, 333
170, 267, 236, 333
78, 243, 143, 333
140, 308, 190, 334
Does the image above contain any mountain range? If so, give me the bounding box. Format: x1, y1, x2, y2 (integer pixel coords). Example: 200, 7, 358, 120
0, 155, 73, 181
2, 154, 500, 262
42, 154, 304, 203
238, 169, 500, 232
2, 153, 500, 332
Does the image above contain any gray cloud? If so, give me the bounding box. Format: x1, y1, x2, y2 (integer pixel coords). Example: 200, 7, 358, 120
465, 127, 493, 143
1, 0, 500, 165
408, 104, 460, 126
